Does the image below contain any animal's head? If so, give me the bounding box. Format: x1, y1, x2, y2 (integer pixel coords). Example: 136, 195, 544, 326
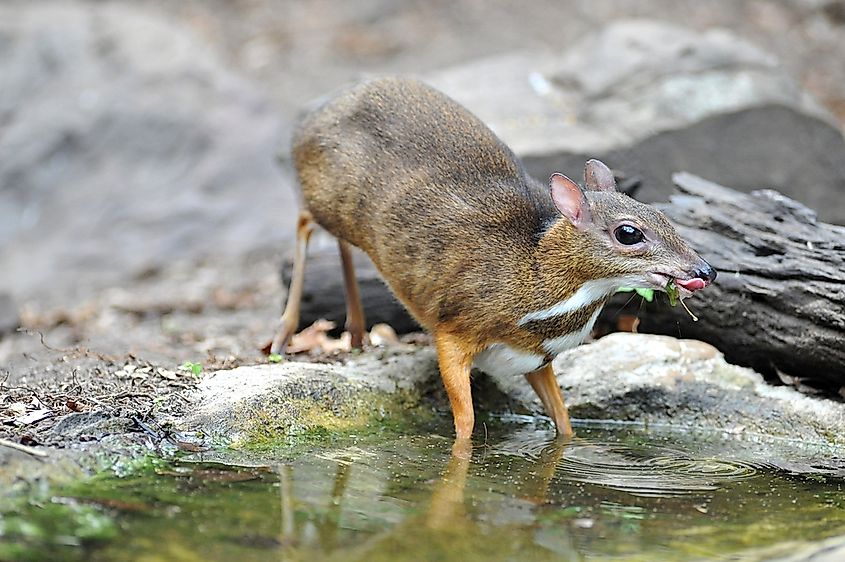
542, 159, 715, 298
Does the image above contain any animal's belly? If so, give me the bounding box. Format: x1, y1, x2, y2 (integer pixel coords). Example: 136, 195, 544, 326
473, 344, 545, 377
474, 309, 602, 377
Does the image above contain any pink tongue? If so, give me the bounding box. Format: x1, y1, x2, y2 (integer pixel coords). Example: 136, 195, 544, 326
675, 278, 706, 291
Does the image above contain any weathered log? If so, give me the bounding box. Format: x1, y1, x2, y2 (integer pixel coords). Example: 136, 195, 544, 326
282, 173, 845, 391
603, 173, 845, 392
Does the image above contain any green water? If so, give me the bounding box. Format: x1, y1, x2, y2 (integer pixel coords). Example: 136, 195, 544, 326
4, 423, 845, 562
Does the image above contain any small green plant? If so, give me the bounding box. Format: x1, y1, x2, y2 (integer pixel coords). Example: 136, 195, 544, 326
267, 354, 283, 363
618, 282, 698, 321
665, 280, 680, 306
664, 280, 698, 321
616, 287, 654, 302
179, 361, 203, 376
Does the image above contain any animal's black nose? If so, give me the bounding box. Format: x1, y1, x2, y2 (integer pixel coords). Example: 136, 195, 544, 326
694, 262, 716, 284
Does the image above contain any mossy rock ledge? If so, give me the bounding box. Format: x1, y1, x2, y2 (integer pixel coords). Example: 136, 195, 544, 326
7, 333, 841, 493
184, 333, 845, 456
181, 347, 442, 450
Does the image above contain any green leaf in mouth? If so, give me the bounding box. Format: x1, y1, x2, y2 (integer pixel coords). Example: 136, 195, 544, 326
616, 287, 655, 302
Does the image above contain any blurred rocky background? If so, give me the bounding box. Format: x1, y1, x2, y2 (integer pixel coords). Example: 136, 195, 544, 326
2, 0, 845, 381
3, 0, 845, 309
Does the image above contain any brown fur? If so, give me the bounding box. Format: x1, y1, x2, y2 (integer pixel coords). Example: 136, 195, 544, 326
286, 77, 712, 439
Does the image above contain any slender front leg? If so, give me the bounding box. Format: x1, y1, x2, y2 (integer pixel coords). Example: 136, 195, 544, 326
525, 363, 573, 436
270, 211, 315, 355
434, 332, 476, 440
337, 239, 366, 349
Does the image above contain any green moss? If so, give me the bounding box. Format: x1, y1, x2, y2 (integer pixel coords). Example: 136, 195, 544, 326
0, 450, 184, 561
108, 453, 174, 479
235, 388, 437, 453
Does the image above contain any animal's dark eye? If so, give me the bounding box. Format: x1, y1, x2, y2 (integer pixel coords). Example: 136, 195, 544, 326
614, 224, 645, 245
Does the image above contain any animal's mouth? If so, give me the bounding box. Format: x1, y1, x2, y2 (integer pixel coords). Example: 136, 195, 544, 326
646, 272, 710, 298
675, 277, 707, 292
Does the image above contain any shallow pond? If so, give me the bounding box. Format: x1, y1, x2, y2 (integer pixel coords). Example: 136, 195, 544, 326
4, 421, 845, 562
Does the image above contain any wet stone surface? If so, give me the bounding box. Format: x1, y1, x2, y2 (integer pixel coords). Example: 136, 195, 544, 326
497, 333, 845, 448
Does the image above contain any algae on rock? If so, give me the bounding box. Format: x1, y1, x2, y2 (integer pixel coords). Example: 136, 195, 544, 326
183, 348, 441, 450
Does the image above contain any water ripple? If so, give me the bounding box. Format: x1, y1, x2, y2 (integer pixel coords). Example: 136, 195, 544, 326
495, 433, 762, 498
558, 442, 759, 497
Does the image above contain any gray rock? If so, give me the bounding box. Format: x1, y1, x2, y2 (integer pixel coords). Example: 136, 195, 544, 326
0, 432, 150, 497
0, 445, 86, 499
48, 411, 133, 441
183, 347, 439, 444
490, 333, 845, 448
427, 20, 845, 223
184, 333, 845, 475
0, 3, 295, 303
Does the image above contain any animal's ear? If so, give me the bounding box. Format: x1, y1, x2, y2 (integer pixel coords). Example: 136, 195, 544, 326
550, 173, 591, 228
584, 159, 617, 192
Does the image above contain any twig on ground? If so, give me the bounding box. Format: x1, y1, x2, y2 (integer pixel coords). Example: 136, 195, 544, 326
131, 416, 162, 441
17, 327, 121, 362
0, 437, 48, 458
95, 391, 155, 402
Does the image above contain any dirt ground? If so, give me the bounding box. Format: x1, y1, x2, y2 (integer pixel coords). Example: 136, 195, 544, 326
0, 251, 281, 444
3, 0, 845, 451
0, 250, 423, 447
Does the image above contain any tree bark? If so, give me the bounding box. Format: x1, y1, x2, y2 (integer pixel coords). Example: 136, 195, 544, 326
282, 173, 845, 390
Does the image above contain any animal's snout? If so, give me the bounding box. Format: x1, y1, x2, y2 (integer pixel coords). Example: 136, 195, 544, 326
694, 262, 716, 285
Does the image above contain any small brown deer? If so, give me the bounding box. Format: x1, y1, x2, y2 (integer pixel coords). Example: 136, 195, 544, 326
271, 77, 714, 441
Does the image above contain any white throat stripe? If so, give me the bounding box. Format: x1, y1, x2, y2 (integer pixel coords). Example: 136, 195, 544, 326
542, 308, 602, 355
518, 277, 633, 326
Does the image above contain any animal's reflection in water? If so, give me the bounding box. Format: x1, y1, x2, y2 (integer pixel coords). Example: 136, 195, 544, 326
276, 435, 574, 561
426, 437, 570, 530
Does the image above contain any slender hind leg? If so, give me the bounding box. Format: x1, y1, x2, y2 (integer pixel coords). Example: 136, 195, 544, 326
525, 363, 573, 436
270, 211, 315, 355
338, 239, 367, 349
